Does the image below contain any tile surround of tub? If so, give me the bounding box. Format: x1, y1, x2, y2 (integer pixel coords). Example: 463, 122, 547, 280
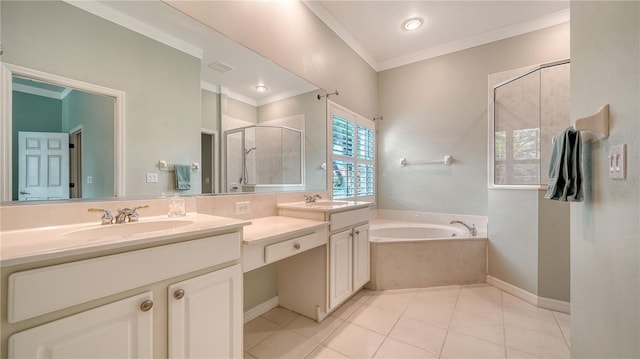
373, 209, 488, 236
369, 240, 487, 290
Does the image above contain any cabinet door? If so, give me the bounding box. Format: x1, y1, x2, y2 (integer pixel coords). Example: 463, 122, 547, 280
353, 224, 370, 290
329, 229, 353, 309
169, 264, 242, 359
9, 292, 153, 359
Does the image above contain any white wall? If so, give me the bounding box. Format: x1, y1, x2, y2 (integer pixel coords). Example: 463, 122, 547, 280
165, 1, 378, 120
377, 24, 570, 215
570, 2, 640, 357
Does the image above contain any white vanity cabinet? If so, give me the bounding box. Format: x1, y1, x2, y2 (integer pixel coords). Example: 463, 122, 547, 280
2, 226, 245, 359
168, 264, 242, 359
329, 222, 370, 310
9, 292, 154, 359
276, 202, 371, 319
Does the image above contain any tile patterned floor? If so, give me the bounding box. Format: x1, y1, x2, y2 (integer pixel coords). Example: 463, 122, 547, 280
244, 284, 571, 359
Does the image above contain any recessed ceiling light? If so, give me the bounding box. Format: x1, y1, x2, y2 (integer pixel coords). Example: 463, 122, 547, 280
403, 17, 423, 31
255, 85, 268, 92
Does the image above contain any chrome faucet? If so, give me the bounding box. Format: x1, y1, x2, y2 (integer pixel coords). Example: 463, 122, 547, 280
115, 205, 149, 224
88, 208, 114, 225
304, 194, 322, 203
450, 220, 477, 236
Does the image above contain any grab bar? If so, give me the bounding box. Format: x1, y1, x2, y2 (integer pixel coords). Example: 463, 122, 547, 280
400, 155, 452, 167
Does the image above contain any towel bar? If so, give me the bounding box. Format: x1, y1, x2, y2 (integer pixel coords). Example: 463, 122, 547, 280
158, 160, 199, 172
400, 155, 452, 167
574, 104, 609, 139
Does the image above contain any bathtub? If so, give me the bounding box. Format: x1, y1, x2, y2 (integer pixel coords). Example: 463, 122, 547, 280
370, 222, 469, 242
367, 221, 487, 290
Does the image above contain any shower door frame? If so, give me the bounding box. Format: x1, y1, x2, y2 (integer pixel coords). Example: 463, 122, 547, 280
488, 58, 570, 190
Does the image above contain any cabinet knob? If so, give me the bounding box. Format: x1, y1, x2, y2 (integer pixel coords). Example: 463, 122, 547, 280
293, 243, 301, 250
174, 289, 185, 300
140, 299, 154, 312
355, 230, 360, 235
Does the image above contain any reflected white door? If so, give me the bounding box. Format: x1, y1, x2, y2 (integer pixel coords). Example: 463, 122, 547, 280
18, 131, 69, 201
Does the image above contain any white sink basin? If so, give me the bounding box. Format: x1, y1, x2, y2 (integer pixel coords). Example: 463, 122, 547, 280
306, 201, 349, 208
277, 200, 371, 213
61, 220, 195, 241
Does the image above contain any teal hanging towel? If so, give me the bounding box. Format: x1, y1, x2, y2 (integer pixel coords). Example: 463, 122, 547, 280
175, 165, 191, 191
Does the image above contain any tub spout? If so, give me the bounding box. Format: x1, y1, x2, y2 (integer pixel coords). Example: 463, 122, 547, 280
450, 220, 477, 236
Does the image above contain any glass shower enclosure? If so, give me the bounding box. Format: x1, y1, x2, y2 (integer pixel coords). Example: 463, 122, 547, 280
492, 60, 571, 186
223, 125, 304, 192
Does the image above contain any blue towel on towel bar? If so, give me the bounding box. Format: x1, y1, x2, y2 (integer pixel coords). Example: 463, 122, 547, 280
545, 127, 583, 202
175, 165, 191, 191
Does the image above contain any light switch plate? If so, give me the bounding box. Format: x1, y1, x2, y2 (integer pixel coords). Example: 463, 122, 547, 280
235, 201, 250, 215
608, 144, 626, 180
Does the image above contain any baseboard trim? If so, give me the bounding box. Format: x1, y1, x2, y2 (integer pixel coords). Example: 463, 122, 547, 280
486, 275, 570, 314
244, 296, 279, 324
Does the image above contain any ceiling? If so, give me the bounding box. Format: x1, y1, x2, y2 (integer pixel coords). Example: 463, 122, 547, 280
304, 1, 570, 71
65, 0, 571, 99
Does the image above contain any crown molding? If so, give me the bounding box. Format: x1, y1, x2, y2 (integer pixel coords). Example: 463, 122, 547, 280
302, 0, 378, 71
378, 9, 570, 71
257, 83, 318, 107
64, 0, 204, 60
305, 3, 569, 72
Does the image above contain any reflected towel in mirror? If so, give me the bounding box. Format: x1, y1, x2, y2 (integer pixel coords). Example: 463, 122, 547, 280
175, 165, 191, 190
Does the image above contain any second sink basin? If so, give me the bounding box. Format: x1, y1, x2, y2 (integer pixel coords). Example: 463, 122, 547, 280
306, 201, 349, 208
61, 220, 195, 242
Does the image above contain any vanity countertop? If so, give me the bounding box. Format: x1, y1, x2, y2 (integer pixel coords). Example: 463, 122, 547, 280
243, 216, 328, 246
276, 200, 372, 214
1, 213, 249, 268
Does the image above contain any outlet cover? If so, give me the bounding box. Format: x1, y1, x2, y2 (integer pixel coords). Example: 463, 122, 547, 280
146, 172, 159, 183
235, 201, 250, 215
86, 176, 93, 184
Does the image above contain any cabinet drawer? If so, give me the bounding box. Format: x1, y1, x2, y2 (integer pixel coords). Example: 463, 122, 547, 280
330, 208, 370, 231
264, 232, 326, 264
8, 232, 240, 323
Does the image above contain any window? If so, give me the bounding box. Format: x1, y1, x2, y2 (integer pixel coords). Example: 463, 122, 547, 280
490, 60, 570, 187
329, 102, 375, 201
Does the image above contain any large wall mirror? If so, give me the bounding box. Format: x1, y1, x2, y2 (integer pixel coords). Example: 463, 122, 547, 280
0, 0, 327, 202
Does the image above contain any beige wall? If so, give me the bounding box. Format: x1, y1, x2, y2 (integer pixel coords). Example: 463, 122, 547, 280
165, 1, 378, 120
377, 23, 570, 215
570, 2, 640, 357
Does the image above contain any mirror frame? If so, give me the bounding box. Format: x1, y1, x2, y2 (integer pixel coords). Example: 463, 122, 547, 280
1, 62, 126, 201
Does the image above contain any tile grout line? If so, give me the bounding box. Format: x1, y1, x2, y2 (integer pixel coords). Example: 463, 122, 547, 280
437, 286, 462, 358
551, 310, 571, 350
501, 290, 508, 359
369, 289, 420, 358
246, 310, 299, 356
